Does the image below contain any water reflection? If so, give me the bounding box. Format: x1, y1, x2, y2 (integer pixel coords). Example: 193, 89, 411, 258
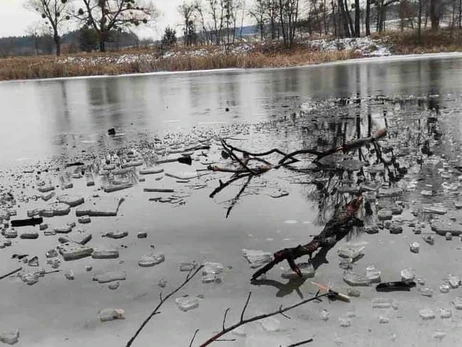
1, 56, 462, 166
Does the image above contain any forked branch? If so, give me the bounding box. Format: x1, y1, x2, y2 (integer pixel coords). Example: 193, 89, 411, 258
126, 265, 204, 347
191, 291, 328, 347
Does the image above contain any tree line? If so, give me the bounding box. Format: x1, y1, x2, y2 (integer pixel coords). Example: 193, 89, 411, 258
6, 0, 462, 57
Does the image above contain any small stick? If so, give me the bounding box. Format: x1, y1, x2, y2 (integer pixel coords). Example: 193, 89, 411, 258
126, 265, 204, 347
189, 329, 200, 347
0, 267, 22, 281
143, 188, 175, 193
287, 338, 314, 347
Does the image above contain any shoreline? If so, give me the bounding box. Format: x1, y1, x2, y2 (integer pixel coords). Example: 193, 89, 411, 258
1, 50, 462, 85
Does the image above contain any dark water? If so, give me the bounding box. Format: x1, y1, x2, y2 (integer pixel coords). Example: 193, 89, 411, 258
1, 55, 462, 166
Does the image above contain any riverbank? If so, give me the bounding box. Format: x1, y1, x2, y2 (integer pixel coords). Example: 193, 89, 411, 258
1, 31, 461, 82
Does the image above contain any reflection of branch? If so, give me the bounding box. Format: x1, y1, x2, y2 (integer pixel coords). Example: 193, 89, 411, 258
226, 176, 252, 218
209, 173, 252, 198
194, 291, 328, 347
126, 265, 204, 347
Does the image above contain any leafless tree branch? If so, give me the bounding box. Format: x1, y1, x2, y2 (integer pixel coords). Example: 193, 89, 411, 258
197, 291, 329, 347
126, 265, 204, 347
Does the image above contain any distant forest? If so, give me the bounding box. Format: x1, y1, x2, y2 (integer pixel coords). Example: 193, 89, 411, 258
0, 30, 154, 57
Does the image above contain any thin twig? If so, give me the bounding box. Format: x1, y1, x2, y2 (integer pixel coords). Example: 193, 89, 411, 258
189, 329, 200, 347
222, 308, 231, 330
240, 292, 251, 322
126, 265, 204, 347
198, 292, 329, 347
286, 338, 314, 347
0, 267, 22, 280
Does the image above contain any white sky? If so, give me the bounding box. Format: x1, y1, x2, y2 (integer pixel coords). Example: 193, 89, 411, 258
0, 0, 188, 39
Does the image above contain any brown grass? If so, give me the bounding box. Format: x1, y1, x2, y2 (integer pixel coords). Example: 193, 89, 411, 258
3, 30, 462, 81
0, 47, 360, 81
373, 28, 462, 54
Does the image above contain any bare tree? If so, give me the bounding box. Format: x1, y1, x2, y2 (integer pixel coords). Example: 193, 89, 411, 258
25, 0, 72, 56
354, 0, 360, 36
365, 0, 371, 35
73, 0, 158, 52
249, 0, 267, 40
430, 0, 443, 30
178, 1, 197, 45
278, 0, 300, 47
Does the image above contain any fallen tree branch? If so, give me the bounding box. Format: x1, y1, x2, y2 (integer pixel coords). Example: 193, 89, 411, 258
278, 128, 387, 166
196, 291, 328, 347
252, 195, 364, 280
126, 265, 204, 347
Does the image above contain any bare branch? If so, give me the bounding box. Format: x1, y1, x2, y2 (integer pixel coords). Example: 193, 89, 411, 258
198, 291, 329, 347
240, 292, 251, 322
0, 267, 22, 281
126, 265, 204, 347
287, 338, 314, 347
222, 308, 231, 330
189, 329, 200, 347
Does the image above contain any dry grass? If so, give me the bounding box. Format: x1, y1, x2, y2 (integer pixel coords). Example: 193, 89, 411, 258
0, 46, 360, 81
374, 28, 462, 54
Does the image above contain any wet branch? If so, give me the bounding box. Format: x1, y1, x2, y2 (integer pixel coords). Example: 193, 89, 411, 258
126, 265, 204, 347
191, 291, 328, 347
287, 339, 314, 347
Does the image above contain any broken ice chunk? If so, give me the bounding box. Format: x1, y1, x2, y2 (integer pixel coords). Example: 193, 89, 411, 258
401, 268, 416, 281
175, 297, 199, 312
343, 271, 371, 286
93, 271, 126, 284
138, 253, 165, 267
410, 242, 420, 253
98, 308, 125, 322
448, 274, 460, 288
453, 297, 462, 309
281, 262, 315, 279
202, 262, 224, 283
365, 265, 381, 283
372, 298, 392, 309
242, 249, 272, 268
337, 245, 365, 260
0, 330, 19, 345
440, 308, 452, 319
419, 308, 435, 320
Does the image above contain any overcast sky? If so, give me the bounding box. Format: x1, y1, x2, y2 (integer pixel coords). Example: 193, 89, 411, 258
0, 0, 187, 39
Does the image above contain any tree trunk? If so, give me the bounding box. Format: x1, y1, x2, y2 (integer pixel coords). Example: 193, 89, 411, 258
344, 0, 355, 36
99, 38, 106, 52
418, 0, 423, 42
366, 0, 371, 35
338, 0, 351, 37
54, 35, 61, 56
332, 0, 338, 36
459, 0, 462, 28
354, 0, 361, 36
430, 0, 440, 31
